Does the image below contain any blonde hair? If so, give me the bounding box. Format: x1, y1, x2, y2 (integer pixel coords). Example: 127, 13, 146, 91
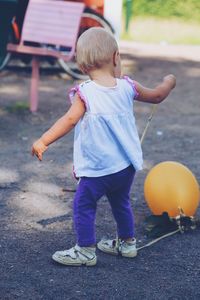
76, 27, 118, 73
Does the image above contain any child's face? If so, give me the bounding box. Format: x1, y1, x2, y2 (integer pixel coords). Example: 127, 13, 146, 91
113, 51, 121, 78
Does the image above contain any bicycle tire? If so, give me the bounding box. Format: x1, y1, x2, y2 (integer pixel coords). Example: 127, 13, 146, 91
0, 26, 16, 71
0, 52, 11, 71
0, 20, 20, 71
58, 8, 114, 80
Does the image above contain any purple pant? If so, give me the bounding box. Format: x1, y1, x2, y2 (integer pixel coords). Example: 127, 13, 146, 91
73, 165, 136, 246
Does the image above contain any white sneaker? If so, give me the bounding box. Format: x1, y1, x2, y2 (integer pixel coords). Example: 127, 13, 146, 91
52, 244, 97, 266
97, 238, 137, 258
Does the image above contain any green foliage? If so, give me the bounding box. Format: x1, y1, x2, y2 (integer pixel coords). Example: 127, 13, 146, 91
131, 0, 200, 21
6, 101, 29, 113
121, 16, 200, 45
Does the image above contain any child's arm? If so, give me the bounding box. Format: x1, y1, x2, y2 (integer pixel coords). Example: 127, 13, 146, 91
133, 74, 176, 104
32, 94, 85, 161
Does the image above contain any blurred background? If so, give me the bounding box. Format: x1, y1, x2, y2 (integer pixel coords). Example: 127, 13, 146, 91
1, 0, 200, 74
122, 0, 200, 45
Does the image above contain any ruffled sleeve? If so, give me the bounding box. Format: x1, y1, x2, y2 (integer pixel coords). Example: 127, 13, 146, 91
68, 85, 88, 109
123, 75, 139, 100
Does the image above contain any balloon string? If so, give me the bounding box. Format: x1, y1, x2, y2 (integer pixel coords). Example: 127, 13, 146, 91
136, 229, 180, 251
140, 104, 158, 145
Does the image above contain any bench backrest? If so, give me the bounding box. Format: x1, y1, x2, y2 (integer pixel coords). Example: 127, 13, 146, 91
21, 0, 84, 48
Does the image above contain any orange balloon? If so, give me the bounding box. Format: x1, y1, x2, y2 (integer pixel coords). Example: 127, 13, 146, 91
144, 161, 200, 217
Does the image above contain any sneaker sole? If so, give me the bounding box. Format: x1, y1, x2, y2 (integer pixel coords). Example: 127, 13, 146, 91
97, 242, 118, 256
52, 254, 97, 266
97, 242, 137, 258
121, 251, 137, 258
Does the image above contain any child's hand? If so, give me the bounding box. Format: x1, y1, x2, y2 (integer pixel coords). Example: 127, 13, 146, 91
31, 139, 48, 161
163, 74, 176, 89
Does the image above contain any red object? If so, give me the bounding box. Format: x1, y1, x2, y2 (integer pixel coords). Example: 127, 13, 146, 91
84, 0, 104, 14
69, 0, 104, 15
12, 17, 20, 42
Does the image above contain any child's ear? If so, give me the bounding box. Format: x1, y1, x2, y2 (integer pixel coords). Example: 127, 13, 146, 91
113, 51, 120, 67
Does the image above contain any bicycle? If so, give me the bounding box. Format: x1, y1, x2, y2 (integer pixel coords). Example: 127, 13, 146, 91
0, 1, 114, 80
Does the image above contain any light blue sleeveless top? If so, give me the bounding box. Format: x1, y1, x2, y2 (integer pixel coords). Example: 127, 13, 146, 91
69, 76, 143, 177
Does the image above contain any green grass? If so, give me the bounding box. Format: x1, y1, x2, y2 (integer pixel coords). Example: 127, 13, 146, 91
121, 17, 200, 45
6, 101, 29, 113
129, 0, 200, 22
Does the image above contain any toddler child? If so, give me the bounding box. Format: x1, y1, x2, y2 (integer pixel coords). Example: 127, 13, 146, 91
32, 27, 176, 266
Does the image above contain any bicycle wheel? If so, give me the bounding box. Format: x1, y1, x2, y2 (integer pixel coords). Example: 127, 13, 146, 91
0, 19, 19, 71
0, 52, 11, 71
58, 7, 114, 80
0, 26, 16, 71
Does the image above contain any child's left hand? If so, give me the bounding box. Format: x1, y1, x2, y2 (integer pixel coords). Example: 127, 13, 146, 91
31, 139, 48, 161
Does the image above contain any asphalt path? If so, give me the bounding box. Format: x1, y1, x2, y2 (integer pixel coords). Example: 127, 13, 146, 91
0, 43, 200, 299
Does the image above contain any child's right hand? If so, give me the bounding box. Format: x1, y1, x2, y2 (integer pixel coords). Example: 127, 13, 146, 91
31, 138, 48, 161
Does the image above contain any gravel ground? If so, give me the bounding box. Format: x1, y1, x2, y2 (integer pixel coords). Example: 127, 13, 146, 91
0, 43, 200, 300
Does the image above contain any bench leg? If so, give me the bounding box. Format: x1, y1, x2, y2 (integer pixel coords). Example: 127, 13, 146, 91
30, 56, 39, 112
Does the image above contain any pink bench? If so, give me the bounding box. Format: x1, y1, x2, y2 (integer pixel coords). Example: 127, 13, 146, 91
7, 0, 84, 112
